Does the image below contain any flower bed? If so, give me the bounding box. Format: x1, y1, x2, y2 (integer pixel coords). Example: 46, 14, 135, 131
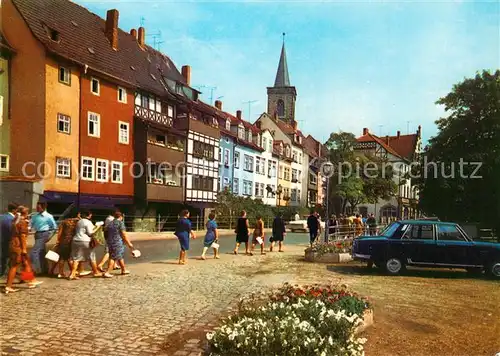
206, 283, 372, 356
304, 241, 353, 263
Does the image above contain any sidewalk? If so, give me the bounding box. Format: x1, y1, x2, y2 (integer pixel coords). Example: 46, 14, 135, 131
26, 228, 273, 248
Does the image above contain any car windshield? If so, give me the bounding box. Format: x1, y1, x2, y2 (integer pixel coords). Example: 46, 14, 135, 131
380, 222, 400, 237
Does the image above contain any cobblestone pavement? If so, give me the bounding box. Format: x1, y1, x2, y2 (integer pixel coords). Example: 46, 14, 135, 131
0, 245, 315, 356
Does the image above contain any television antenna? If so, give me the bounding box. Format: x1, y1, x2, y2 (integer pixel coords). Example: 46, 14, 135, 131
243, 100, 258, 122
194, 85, 218, 104
406, 121, 411, 134
378, 124, 384, 136
147, 30, 164, 51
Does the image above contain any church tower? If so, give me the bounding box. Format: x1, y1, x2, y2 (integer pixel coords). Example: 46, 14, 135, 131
267, 34, 297, 124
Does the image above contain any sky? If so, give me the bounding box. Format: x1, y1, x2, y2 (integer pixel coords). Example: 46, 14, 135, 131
78, 0, 499, 144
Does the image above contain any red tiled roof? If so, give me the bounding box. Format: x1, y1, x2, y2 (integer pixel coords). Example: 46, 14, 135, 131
11, 0, 189, 97
386, 133, 418, 160
303, 135, 326, 158
275, 120, 306, 148
356, 133, 404, 160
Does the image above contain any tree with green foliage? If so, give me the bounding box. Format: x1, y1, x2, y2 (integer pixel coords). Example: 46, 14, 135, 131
324, 132, 397, 214
417, 70, 500, 239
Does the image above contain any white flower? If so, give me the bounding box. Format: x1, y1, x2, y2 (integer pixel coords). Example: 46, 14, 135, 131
206, 332, 214, 341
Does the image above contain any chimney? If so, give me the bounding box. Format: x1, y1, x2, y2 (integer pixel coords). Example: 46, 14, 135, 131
291, 120, 298, 132
138, 26, 145, 48
417, 125, 422, 136
363, 128, 369, 135
397, 130, 401, 138
130, 28, 137, 39
273, 111, 278, 122
181, 65, 191, 86
236, 110, 242, 120
214, 100, 222, 110
385, 135, 390, 145
105, 9, 119, 50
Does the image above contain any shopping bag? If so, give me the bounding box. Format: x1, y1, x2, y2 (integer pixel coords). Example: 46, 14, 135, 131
45, 250, 60, 262
132, 249, 141, 258
256, 237, 263, 245
211, 242, 220, 249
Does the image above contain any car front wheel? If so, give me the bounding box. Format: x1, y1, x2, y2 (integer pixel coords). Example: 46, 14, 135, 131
486, 261, 500, 279
384, 257, 405, 275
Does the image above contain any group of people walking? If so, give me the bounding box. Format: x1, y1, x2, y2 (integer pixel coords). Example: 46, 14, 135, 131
0, 202, 136, 293
233, 210, 287, 255
173, 210, 287, 263
2, 201, 382, 292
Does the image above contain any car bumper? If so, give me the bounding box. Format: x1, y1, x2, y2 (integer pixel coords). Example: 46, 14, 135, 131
352, 253, 371, 261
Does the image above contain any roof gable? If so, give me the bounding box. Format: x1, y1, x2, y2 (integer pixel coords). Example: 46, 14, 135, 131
386, 133, 418, 159
12, 0, 187, 97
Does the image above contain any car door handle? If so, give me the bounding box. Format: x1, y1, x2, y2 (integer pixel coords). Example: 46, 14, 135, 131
436, 242, 446, 246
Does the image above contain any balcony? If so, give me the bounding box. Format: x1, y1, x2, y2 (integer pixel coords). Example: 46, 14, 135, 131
135, 105, 173, 127
189, 118, 220, 139
147, 143, 185, 165
147, 183, 183, 202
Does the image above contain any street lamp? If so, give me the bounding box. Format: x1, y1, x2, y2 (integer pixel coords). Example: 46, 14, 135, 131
322, 161, 334, 243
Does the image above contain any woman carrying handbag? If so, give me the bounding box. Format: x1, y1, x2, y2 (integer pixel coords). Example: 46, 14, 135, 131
201, 213, 219, 260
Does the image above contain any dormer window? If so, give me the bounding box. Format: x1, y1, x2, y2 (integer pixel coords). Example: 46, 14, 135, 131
43, 24, 60, 42
286, 146, 290, 157
279, 143, 284, 155
225, 120, 230, 131
247, 130, 252, 142
238, 125, 244, 139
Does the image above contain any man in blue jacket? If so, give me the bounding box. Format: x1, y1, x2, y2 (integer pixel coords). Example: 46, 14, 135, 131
0, 203, 18, 276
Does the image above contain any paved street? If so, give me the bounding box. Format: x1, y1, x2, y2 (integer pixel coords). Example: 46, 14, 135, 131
0, 241, 311, 356
2, 236, 498, 356
118, 231, 311, 265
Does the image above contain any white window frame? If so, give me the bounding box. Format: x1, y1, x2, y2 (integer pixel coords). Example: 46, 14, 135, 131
234, 151, 240, 169
118, 121, 130, 144
81, 156, 95, 181
0, 154, 9, 172
59, 66, 70, 85
225, 120, 230, 131
117, 86, 127, 103
56, 157, 71, 178
224, 148, 230, 167
91, 77, 100, 96
88, 112, 100, 138
233, 178, 239, 194
57, 113, 71, 134
111, 161, 123, 184
96, 158, 109, 182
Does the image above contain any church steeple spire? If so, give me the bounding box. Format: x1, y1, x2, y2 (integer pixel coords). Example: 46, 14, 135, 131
267, 33, 297, 124
274, 33, 290, 87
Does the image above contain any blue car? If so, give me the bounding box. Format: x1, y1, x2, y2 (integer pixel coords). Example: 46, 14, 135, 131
352, 220, 500, 278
